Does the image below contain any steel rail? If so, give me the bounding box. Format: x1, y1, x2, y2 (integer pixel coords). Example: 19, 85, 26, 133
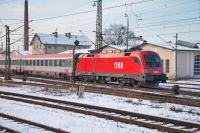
0, 91, 199, 133
1, 78, 200, 107
0, 112, 69, 133
0, 125, 20, 133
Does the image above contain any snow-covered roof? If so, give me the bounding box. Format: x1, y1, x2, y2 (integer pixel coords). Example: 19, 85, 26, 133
108, 45, 128, 50
34, 33, 93, 46
60, 48, 94, 54
144, 40, 200, 51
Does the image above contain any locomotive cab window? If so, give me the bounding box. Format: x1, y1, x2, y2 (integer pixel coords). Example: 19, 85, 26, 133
134, 57, 140, 64
144, 55, 160, 67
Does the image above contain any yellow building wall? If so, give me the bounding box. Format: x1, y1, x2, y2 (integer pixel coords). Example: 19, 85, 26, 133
32, 37, 43, 54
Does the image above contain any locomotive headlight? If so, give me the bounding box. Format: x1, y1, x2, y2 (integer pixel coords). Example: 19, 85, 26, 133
144, 68, 148, 73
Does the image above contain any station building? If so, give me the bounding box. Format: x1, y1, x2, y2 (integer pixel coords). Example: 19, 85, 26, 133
140, 40, 200, 80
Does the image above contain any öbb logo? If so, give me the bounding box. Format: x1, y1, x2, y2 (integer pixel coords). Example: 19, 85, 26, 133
114, 62, 123, 69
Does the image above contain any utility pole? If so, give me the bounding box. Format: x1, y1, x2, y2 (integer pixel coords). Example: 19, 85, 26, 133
174, 33, 178, 81
125, 13, 129, 51
5, 25, 11, 80
93, 0, 102, 52
24, 0, 29, 51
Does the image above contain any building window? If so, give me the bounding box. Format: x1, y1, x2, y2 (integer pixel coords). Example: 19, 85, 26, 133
194, 55, 200, 75
166, 59, 169, 73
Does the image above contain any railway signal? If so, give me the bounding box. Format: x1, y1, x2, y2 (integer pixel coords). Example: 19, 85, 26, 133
71, 40, 79, 83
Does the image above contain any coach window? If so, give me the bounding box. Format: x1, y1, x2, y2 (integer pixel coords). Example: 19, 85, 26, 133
30, 60, 32, 66
69, 60, 72, 67
45, 60, 48, 66
36, 60, 39, 66
41, 60, 44, 66
166, 59, 169, 73
49, 60, 52, 66
66, 60, 68, 67
24, 60, 26, 65
63, 60, 66, 66
33, 60, 35, 66
59, 60, 62, 66
54, 60, 57, 66
134, 57, 140, 64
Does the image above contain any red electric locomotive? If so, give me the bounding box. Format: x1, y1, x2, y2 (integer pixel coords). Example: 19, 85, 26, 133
75, 51, 166, 87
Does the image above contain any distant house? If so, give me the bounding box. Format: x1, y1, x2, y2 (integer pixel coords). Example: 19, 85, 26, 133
100, 39, 145, 54
30, 32, 93, 54
139, 40, 200, 79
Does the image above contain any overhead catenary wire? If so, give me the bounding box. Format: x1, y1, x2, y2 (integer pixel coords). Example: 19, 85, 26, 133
31, 0, 153, 22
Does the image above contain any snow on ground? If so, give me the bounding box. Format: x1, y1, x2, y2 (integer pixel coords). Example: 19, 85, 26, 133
0, 78, 200, 133
0, 85, 199, 126
160, 83, 200, 90
0, 86, 163, 133
169, 79, 200, 85
0, 99, 159, 133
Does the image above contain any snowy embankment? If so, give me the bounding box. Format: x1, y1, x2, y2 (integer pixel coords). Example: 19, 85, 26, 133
0, 84, 199, 133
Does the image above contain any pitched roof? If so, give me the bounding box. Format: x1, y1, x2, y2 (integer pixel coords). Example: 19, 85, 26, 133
142, 40, 200, 51
32, 33, 93, 46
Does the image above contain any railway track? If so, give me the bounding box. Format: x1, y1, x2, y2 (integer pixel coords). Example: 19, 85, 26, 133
166, 81, 200, 87
0, 91, 199, 133
0, 112, 69, 133
0, 125, 20, 133
1, 74, 200, 96
1, 77, 200, 107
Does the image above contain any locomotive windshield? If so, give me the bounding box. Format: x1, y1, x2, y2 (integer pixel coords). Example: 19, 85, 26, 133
144, 54, 160, 67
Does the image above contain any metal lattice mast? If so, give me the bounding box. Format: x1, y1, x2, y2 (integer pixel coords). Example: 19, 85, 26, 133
5, 25, 11, 80
95, 0, 102, 51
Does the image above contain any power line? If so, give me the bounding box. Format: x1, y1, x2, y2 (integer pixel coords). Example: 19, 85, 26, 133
31, 0, 153, 22
133, 21, 200, 32
142, 30, 200, 37
130, 17, 200, 29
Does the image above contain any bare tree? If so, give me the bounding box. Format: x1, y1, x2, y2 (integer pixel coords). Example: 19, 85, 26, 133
103, 24, 135, 46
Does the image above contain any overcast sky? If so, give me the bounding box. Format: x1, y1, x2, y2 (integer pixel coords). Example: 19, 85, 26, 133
0, 0, 200, 51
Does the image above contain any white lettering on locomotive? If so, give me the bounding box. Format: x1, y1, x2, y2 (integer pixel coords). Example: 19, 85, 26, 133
114, 62, 123, 69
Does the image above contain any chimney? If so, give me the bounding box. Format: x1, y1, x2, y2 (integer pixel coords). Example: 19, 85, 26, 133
24, 0, 29, 51
65, 32, 71, 38
52, 32, 58, 38
68, 32, 71, 38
